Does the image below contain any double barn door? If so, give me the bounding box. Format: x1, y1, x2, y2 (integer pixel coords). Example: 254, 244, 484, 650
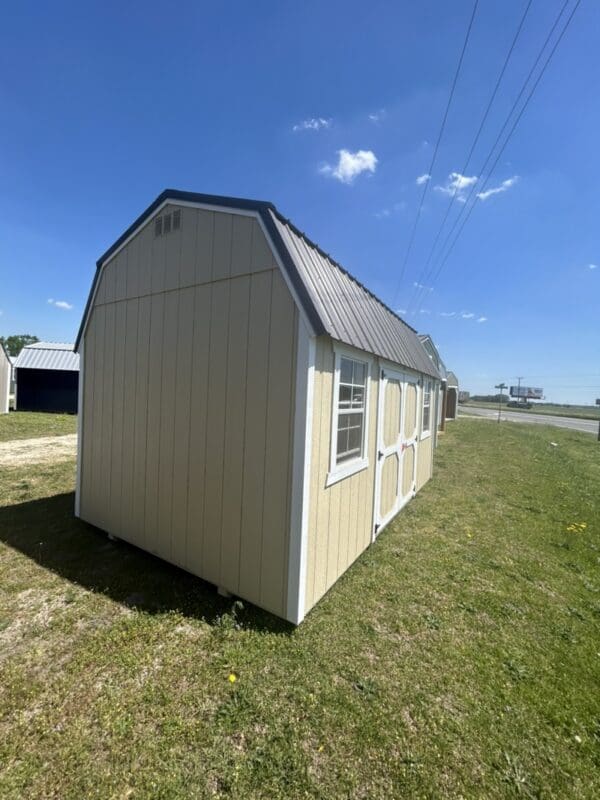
374, 368, 419, 536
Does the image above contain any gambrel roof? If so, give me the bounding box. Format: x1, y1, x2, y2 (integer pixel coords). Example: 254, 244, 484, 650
76, 190, 440, 379
13, 342, 79, 372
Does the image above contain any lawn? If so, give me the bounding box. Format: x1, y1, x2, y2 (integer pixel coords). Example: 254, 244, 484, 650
0, 417, 598, 799
0, 411, 77, 442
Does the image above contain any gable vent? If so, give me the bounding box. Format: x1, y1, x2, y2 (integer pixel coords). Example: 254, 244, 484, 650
154, 216, 162, 237
173, 209, 181, 230
163, 213, 171, 234
154, 211, 181, 237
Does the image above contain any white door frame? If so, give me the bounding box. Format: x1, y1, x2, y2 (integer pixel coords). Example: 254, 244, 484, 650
373, 367, 420, 540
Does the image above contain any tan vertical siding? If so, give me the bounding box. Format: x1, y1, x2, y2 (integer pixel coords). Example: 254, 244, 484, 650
304, 338, 379, 613
80, 205, 297, 619
416, 434, 433, 490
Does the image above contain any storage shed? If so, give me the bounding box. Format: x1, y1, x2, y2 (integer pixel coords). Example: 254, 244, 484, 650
75, 190, 441, 623
445, 371, 459, 420
13, 342, 80, 413
0, 343, 10, 413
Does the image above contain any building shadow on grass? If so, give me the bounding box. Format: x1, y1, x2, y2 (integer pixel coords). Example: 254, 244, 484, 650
0, 491, 292, 635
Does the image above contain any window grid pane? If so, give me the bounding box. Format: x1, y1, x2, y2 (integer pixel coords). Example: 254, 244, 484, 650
336, 357, 367, 464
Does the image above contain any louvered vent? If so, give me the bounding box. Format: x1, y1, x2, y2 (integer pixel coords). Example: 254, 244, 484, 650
173, 209, 181, 230
154, 211, 181, 237
163, 213, 171, 234
154, 216, 162, 237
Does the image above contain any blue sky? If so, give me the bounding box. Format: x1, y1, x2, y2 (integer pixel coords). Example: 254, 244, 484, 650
1, 0, 598, 403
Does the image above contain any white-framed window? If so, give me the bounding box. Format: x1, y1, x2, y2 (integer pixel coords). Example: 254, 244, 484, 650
421, 378, 432, 437
327, 347, 371, 486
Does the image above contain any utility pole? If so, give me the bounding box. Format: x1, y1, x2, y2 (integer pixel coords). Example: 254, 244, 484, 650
495, 383, 507, 423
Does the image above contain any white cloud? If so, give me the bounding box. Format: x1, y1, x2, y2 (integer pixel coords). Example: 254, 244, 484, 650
293, 117, 332, 132
368, 109, 386, 123
320, 149, 378, 184
435, 172, 478, 202
477, 176, 519, 201
396, 308, 407, 315
413, 281, 433, 291
439, 311, 456, 317
589, 263, 598, 270
419, 309, 431, 314
461, 312, 475, 319
416, 173, 430, 186
48, 298, 73, 310
477, 316, 488, 323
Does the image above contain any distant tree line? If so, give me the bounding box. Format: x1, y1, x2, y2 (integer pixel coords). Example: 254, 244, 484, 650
471, 394, 509, 404
0, 335, 39, 357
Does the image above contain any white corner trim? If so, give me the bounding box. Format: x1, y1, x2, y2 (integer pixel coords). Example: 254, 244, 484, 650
286, 320, 315, 625
74, 344, 84, 517
3, 356, 9, 414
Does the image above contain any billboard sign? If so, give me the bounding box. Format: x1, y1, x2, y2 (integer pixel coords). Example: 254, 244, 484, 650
510, 386, 544, 400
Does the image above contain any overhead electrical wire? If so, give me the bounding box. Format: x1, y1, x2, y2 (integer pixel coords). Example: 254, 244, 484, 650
390, 0, 479, 307
407, 0, 534, 313
411, 0, 580, 313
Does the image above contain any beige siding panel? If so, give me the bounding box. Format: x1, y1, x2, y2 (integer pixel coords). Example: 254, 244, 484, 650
170, 287, 195, 567
156, 291, 179, 561
144, 293, 165, 556
101, 258, 117, 305
150, 228, 167, 295
260, 272, 297, 613
220, 276, 251, 591
230, 215, 254, 277
131, 295, 151, 548
202, 281, 230, 584
163, 217, 183, 293
417, 435, 433, 491
380, 454, 398, 520
86, 305, 106, 524
115, 250, 127, 302
79, 320, 95, 517
186, 284, 212, 574
108, 301, 127, 535
238, 271, 272, 603
125, 233, 140, 300
137, 223, 153, 297
211, 213, 233, 281
98, 302, 116, 533
194, 210, 215, 285
120, 298, 139, 537
179, 207, 198, 289
304, 339, 381, 613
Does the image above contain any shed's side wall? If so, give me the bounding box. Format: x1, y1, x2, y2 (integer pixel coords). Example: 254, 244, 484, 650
80, 205, 298, 619
304, 337, 379, 612
304, 340, 437, 616
0, 350, 10, 413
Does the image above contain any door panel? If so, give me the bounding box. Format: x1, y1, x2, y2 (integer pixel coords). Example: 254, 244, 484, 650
374, 368, 420, 536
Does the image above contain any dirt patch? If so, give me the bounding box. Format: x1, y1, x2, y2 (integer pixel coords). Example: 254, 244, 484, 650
0, 434, 77, 467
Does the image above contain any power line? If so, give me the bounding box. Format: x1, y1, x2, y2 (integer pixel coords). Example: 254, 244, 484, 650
415, 0, 580, 306
390, 0, 479, 307
407, 0, 533, 314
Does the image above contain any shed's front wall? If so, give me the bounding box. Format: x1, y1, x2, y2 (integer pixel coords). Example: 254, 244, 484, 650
304, 337, 436, 616
79, 204, 298, 619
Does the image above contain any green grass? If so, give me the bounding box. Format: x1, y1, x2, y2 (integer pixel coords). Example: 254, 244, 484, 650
463, 400, 600, 421
0, 418, 599, 798
0, 411, 77, 442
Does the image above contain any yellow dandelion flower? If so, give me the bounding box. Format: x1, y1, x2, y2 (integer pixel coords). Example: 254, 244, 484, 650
228, 673, 237, 683
318, 744, 324, 752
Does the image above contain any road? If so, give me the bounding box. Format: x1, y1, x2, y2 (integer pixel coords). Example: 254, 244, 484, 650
459, 406, 599, 435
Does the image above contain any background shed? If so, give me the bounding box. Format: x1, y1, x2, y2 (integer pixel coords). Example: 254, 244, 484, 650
13, 342, 80, 413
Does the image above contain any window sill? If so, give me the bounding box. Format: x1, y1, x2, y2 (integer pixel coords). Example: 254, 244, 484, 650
326, 457, 369, 487
420, 430, 432, 441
